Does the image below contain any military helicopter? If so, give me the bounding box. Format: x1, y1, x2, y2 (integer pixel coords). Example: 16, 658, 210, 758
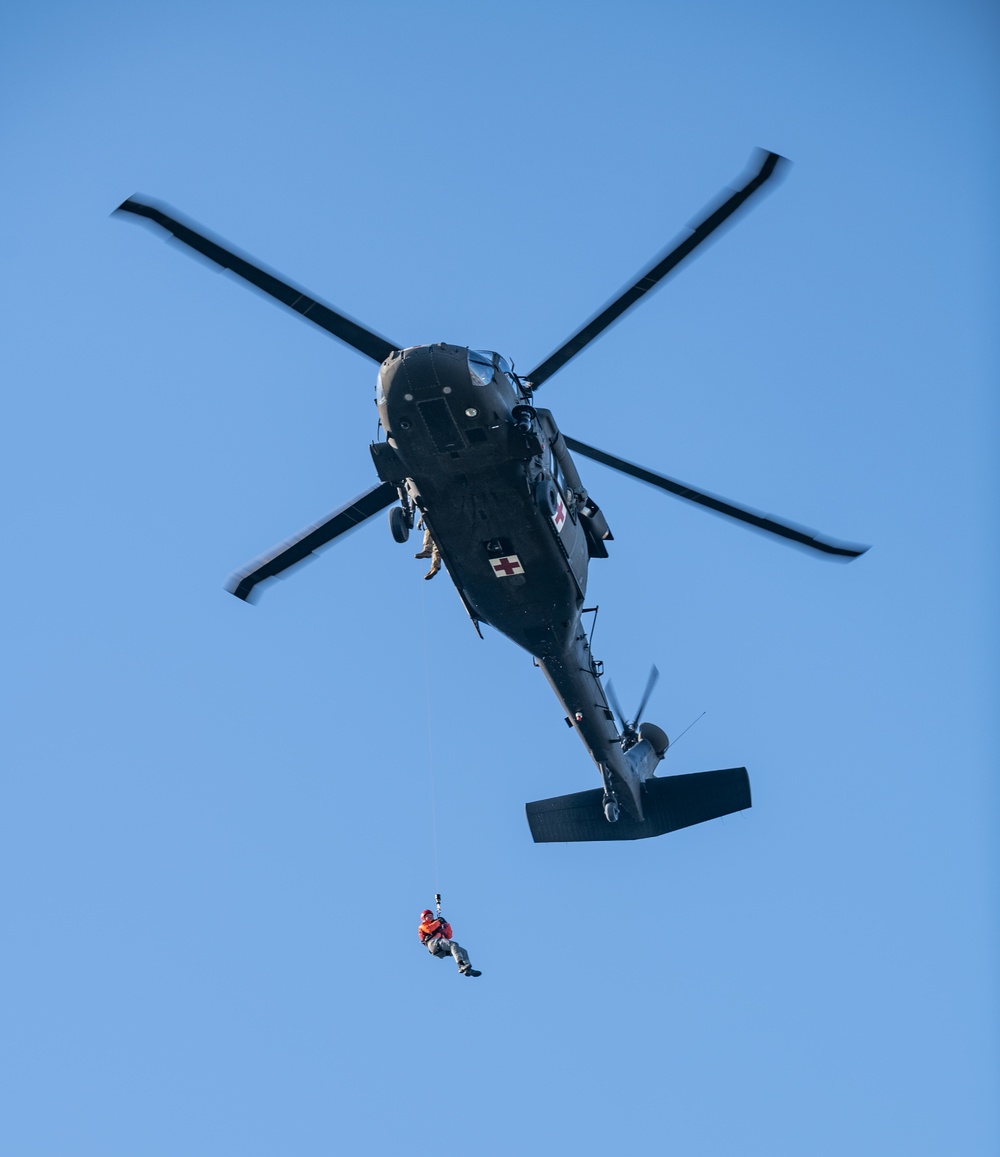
116, 149, 867, 844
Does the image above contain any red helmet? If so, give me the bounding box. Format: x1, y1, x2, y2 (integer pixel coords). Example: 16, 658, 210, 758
421, 909, 434, 920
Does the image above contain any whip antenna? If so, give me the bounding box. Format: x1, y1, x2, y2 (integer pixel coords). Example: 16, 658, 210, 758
670, 711, 706, 749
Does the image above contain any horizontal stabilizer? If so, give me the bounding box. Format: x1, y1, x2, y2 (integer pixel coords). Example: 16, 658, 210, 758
525, 767, 750, 843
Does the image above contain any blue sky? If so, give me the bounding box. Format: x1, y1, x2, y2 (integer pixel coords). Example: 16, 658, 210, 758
2, 2, 997, 1154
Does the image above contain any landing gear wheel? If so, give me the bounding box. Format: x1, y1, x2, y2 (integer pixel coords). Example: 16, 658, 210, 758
603, 795, 620, 823
389, 505, 410, 543
534, 477, 559, 518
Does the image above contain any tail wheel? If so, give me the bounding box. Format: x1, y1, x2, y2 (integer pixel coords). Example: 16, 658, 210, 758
389, 505, 410, 543
603, 795, 620, 823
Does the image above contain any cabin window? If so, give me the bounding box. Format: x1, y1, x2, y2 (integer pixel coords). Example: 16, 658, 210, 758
549, 445, 567, 495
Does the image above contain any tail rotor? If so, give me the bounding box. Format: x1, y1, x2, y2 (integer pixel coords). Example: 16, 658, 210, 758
607, 664, 659, 750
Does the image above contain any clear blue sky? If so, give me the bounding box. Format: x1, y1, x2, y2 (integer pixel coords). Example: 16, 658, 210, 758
2, 2, 997, 1154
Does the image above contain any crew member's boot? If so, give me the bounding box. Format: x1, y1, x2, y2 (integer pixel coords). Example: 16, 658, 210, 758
424, 539, 442, 580
414, 528, 434, 560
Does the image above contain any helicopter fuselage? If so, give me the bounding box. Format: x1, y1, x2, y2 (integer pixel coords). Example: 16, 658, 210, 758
374, 342, 661, 818
115, 150, 792, 839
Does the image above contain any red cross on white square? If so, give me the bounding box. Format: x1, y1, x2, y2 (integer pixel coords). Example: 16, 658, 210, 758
489, 554, 525, 577
552, 496, 567, 532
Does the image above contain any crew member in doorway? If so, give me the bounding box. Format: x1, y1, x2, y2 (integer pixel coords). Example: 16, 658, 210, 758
414, 519, 441, 581
418, 908, 481, 977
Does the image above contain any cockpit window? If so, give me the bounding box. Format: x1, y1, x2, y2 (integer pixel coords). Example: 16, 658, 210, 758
468, 349, 495, 387
469, 349, 520, 392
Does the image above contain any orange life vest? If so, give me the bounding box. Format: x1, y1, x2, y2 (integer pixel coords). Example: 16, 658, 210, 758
418, 917, 452, 943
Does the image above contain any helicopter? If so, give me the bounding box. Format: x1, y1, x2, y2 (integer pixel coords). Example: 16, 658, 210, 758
116, 149, 868, 843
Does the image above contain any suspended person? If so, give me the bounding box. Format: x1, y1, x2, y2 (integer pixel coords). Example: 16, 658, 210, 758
413, 518, 441, 581
418, 908, 481, 977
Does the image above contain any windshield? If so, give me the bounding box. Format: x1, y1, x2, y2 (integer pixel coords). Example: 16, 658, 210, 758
467, 349, 495, 387
468, 349, 518, 390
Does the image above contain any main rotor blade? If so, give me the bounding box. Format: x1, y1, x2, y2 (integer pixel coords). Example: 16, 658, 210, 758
564, 436, 869, 560
228, 481, 397, 602
115, 197, 399, 364
526, 150, 787, 389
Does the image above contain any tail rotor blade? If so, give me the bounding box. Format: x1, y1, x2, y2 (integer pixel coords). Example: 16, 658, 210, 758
634, 664, 660, 725
606, 680, 628, 732
608, 668, 658, 739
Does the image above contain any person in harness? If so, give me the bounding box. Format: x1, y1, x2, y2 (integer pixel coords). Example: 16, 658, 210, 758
418, 908, 481, 977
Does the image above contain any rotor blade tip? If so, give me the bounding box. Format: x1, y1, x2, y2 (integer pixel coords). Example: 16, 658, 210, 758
753, 149, 790, 182
842, 543, 872, 560
226, 578, 256, 602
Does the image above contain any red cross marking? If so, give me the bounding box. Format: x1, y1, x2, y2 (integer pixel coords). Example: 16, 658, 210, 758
492, 556, 520, 576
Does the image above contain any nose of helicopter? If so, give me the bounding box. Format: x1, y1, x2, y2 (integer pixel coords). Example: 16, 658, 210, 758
377, 343, 513, 456
393, 343, 470, 392
379, 343, 483, 412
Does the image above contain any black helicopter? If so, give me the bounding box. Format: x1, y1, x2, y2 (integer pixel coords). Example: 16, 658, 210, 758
116, 150, 867, 843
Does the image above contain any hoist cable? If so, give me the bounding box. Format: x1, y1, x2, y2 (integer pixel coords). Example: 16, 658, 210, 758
419, 581, 440, 894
